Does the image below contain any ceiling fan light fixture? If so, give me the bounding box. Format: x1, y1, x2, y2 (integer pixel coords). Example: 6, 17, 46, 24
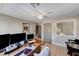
38, 16, 43, 19
30, 3, 48, 19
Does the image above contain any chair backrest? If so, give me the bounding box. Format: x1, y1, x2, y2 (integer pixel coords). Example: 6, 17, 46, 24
75, 39, 79, 44
38, 46, 50, 56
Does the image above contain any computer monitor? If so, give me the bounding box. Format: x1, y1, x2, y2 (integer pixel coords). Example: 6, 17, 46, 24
27, 34, 34, 41
10, 33, 26, 44
0, 34, 10, 50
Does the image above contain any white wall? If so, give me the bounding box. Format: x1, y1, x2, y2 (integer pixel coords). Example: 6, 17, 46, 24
0, 14, 36, 35
41, 17, 79, 47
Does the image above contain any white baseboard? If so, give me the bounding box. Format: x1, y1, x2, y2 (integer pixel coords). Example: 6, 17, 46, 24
52, 42, 66, 47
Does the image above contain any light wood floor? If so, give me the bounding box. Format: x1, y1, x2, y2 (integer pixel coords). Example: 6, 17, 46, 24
41, 42, 68, 56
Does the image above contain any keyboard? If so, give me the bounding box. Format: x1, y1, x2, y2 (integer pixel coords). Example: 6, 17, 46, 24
14, 48, 32, 56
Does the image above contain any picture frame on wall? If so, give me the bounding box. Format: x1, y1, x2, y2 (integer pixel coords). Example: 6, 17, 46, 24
23, 23, 30, 34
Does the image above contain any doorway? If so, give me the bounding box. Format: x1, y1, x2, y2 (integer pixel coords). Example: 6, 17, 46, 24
36, 25, 41, 38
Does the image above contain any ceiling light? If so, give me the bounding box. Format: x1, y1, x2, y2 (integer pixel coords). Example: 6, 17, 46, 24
38, 16, 43, 19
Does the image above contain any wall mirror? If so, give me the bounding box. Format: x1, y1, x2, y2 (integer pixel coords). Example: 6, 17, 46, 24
56, 20, 76, 37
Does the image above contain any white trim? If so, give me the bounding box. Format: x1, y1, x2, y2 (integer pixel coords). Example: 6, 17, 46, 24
41, 23, 44, 41
52, 41, 66, 47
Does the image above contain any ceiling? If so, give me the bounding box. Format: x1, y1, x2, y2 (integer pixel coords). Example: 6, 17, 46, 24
0, 3, 79, 23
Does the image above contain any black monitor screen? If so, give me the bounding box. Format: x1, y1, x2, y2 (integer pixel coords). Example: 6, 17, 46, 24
27, 34, 34, 40
10, 33, 26, 44
0, 34, 10, 50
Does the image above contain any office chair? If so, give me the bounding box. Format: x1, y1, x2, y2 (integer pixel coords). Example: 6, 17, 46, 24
34, 46, 50, 56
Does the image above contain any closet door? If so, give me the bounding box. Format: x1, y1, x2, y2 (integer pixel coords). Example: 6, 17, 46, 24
44, 23, 52, 43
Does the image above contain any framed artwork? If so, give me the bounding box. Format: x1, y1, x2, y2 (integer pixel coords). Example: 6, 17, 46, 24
23, 23, 30, 34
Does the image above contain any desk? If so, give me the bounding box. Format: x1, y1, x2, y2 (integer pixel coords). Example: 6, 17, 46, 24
68, 43, 79, 50
0, 39, 42, 56
67, 43, 79, 55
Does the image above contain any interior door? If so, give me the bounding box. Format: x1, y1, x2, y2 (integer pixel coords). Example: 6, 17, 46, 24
36, 25, 41, 38
44, 23, 52, 43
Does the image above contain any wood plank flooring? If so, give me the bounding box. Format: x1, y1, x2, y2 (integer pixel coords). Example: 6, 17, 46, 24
41, 42, 68, 56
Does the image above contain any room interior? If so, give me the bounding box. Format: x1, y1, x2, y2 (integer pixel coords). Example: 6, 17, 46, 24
0, 3, 79, 56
